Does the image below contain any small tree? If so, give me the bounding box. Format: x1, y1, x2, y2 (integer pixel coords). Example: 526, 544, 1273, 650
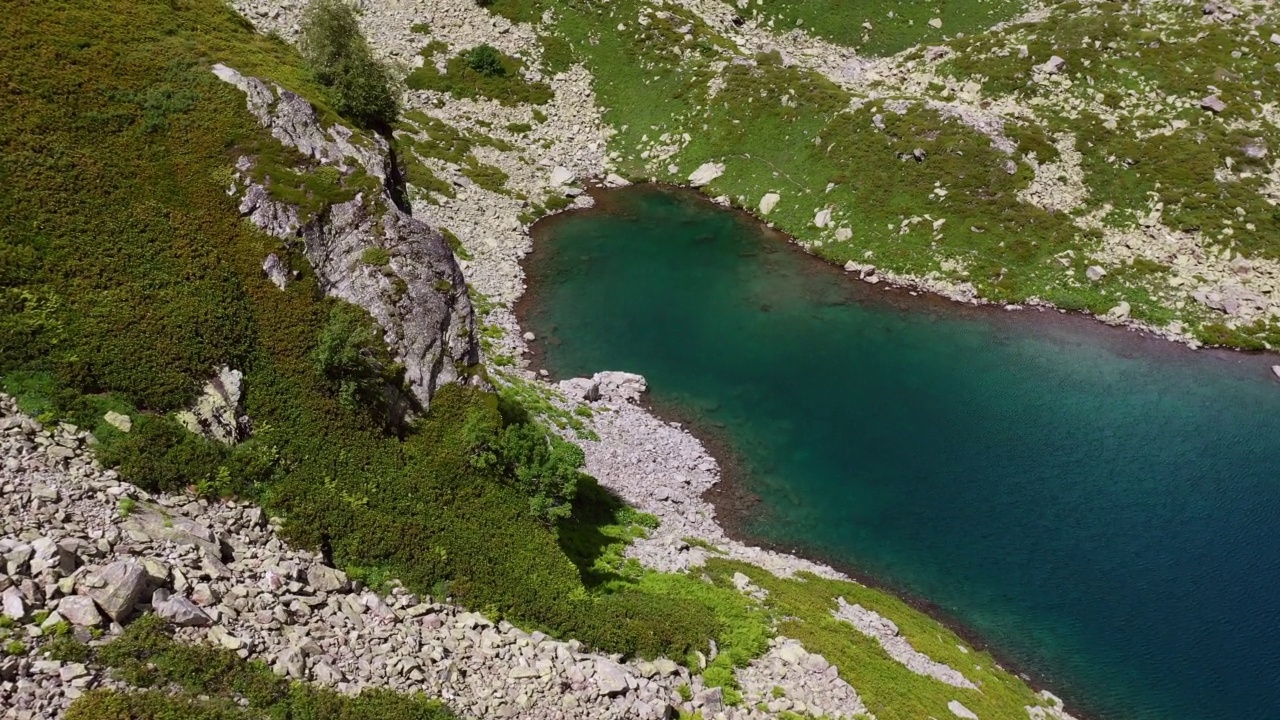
466, 45, 506, 77
299, 0, 399, 128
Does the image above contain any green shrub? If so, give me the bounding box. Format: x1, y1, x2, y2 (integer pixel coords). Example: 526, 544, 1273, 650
311, 302, 400, 417
298, 0, 398, 127
469, 418, 583, 523
466, 45, 505, 77
98, 415, 228, 494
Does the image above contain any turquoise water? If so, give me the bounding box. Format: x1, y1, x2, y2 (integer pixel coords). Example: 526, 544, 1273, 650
520, 186, 1280, 720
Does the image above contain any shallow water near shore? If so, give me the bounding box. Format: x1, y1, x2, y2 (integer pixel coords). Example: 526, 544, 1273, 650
519, 185, 1280, 720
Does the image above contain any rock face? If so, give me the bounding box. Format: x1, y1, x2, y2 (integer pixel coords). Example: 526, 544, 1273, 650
213, 64, 477, 409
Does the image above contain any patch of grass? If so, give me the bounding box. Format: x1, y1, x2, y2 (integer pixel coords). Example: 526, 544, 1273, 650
682, 536, 724, 554
494, 370, 597, 440
461, 156, 509, 193
360, 246, 391, 267
406, 46, 553, 106
725, 559, 1060, 720
440, 228, 472, 261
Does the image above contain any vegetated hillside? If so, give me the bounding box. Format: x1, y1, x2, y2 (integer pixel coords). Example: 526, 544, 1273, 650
0, 0, 717, 665
485, 0, 1280, 350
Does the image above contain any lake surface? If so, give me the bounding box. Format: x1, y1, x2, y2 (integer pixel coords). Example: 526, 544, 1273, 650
519, 185, 1280, 720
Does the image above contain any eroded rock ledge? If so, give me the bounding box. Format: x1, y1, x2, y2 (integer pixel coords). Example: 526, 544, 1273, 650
213, 64, 478, 408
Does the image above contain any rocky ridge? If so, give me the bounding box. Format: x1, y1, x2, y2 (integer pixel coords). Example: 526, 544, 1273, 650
214, 63, 478, 407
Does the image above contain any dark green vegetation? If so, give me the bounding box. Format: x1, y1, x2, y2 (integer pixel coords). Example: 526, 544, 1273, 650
467, 44, 506, 77
0, 0, 752, 666
406, 42, 552, 106
299, 0, 398, 127
66, 615, 457, 720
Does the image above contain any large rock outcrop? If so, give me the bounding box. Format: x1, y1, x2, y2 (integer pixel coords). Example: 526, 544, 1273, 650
212, 64, 477, 408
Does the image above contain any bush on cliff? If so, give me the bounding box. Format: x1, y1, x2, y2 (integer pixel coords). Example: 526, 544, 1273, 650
298, 0, 399, 128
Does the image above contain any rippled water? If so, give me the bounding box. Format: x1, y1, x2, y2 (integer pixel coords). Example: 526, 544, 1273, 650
519, 185, 1280, 720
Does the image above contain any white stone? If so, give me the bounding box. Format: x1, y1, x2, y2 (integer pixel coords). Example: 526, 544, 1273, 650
688, 162, 725, 187
1085, 265, 1106, 282
604, 173, 631, 188
1040, 55, 1066, 74
1, 586, 25, 621
549, 166, 575, 187
949, 700, 979, 719
759, 192, 780, 215
928, 17, 942, 28
1201, 95, 1226, 113
1270, 365, 1280, 381
835, 227, 852, 241
103, 411, 132, 433
814, 208, 833, 228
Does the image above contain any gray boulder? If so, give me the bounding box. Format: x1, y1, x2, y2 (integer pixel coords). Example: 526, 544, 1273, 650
694, 687, 724, 714
57, 596, 104, 627
152, 589, 212, 627
174, 366, 249, 444
1201, 95, 1226, 113
81, 560, 147, 623
594, 659, 630, 696
306, 564, 348, 594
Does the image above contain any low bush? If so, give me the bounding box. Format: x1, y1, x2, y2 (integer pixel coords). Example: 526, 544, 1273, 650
98, 415, 228, 494
466, 44, 505, 77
